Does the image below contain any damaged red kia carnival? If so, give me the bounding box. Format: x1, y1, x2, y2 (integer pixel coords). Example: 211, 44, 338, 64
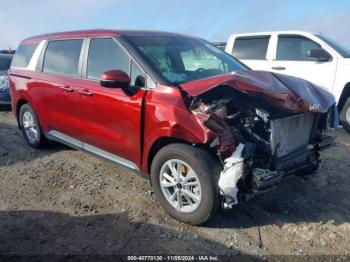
9, 30, 338, 225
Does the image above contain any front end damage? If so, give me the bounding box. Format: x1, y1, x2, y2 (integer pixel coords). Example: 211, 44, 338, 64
181, 70, 338, 208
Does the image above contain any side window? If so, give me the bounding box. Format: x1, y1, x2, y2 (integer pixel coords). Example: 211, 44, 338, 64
276, 36, 322, 61
43, 39, 83, 76
232, 36, 270, 60
87, 38, 130, 80
130, 60, 145, 87
11, 44, 38, 68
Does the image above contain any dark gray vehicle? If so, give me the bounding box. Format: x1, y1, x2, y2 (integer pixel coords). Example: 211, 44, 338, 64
0, 54, 13, 105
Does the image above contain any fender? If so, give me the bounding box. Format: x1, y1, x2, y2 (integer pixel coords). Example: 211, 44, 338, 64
141, 84, 213, 173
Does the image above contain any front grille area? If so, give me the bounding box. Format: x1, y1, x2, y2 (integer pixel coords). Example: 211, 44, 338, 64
270, 113, 315, 158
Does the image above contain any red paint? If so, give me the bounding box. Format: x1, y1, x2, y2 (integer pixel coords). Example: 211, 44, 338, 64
180, 70, 335, 113
76, 79, 145, 167
101, 70, 130, 88
10, 30, 336, 176
141, 84, 212, 173
10, 68, 211, 174
22, 30, 119, 45
101, 70, 129, 82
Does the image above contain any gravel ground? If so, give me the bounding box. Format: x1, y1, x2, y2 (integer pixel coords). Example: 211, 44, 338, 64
0, 108, 350, 257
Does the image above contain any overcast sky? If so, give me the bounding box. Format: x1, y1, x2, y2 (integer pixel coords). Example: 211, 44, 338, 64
1, 0, 349, 49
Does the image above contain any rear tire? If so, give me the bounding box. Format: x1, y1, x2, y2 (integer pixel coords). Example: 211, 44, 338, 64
150, 143, 221, 225
340, 96, 350, 134
19, 103, 48, 148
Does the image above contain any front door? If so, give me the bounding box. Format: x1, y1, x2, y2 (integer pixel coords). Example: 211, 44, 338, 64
270, 35, 337, 91
77, 37, 147, 168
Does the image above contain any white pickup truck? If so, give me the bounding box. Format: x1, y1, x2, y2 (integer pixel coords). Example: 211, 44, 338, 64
225, 31, 350, 133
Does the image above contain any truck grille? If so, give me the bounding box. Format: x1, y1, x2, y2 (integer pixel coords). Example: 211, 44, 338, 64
270, 113, 315, 158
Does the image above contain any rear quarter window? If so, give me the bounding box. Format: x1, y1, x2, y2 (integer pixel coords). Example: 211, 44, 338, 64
11, 44, 38, 68
232, 36, 270, 60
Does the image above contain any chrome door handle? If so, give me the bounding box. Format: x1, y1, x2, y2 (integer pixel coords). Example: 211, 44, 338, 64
59, 85, 74, 92
78, 89, 94, 96
271, 66, 286, 70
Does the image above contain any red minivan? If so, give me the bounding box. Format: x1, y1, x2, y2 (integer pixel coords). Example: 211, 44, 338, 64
9, 30, 337, 225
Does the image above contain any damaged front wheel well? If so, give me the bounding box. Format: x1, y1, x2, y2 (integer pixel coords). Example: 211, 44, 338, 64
16, 99, 28, 128
147, 137, 216, 174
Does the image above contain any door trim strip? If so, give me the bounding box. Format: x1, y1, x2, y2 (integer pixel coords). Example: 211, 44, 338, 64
46, 130, 83, 149
46, 130, 140, 172
83, 143, 139, 171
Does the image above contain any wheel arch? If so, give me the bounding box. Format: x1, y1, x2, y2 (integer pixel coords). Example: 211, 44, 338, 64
146, 137, 191, 175
145, 136, 214, 175
15, 99, 29, 128
338, 82, 350, 113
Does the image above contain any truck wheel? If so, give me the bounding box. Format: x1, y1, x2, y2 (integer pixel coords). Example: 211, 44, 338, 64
340, 97, 350, 133
150, 143, 221, 225
19, 103, 48, 148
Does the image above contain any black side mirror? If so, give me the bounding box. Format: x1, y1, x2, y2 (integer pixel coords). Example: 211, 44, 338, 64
307, 49, 331, 62
100, 70, 130, 88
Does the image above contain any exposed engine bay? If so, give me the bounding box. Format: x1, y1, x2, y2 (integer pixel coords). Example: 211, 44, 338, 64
189, 83, 337, 208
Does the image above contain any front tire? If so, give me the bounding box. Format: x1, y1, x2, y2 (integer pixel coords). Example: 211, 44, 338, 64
340, 96, 350, 133
150, 143, 220, 225
19, 103, 48, 148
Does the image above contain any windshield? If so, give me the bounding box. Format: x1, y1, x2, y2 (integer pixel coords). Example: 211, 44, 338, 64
0, 56, 12, 71
316, 34, 350, 58
125, 35, 247, 84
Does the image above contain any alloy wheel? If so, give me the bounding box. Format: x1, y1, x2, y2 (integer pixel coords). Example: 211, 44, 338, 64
23, 111, 39, 143
159, 159, 202, 213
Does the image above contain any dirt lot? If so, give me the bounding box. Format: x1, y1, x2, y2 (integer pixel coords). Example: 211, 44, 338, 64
1, 108, 350, 257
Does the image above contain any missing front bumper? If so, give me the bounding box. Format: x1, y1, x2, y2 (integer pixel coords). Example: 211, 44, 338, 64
252, 146, 320, 192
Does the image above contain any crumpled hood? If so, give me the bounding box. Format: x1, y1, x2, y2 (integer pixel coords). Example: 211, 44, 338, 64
180, 70, 335, 113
